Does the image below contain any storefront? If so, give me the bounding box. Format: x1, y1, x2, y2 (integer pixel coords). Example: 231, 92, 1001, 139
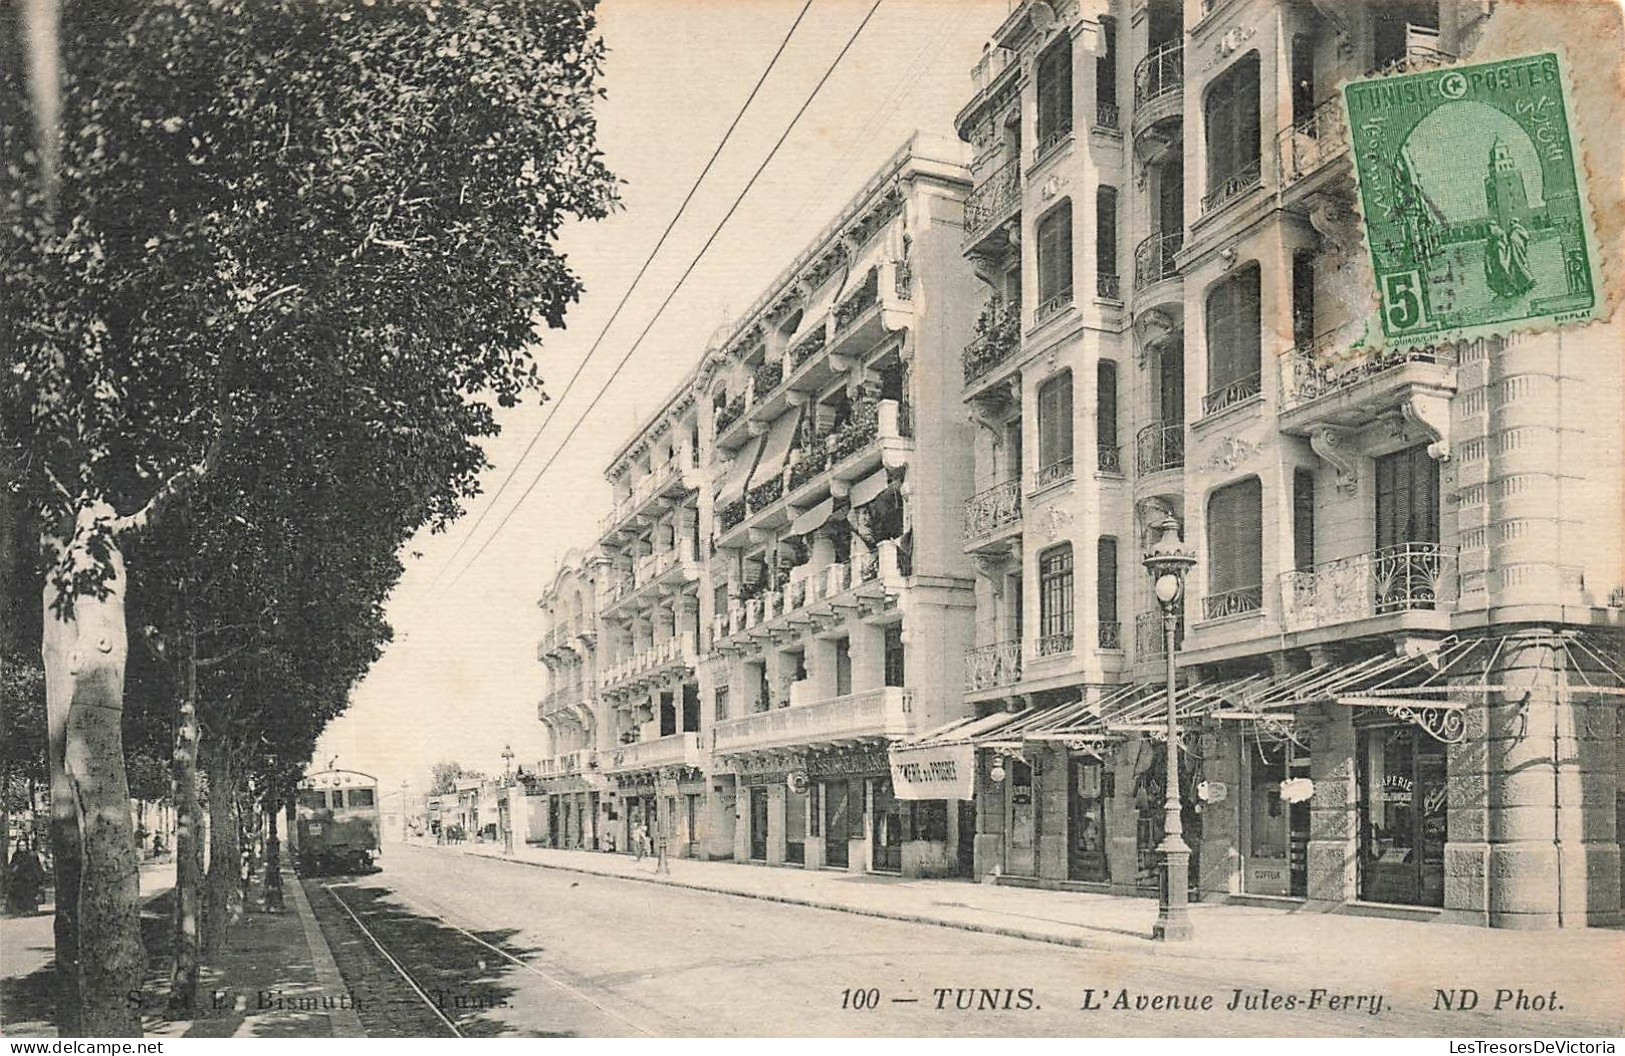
1357, 719, 1447, 907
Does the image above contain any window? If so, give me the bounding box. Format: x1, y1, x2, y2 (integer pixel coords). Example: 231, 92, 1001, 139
909, 800, 949, 842
1096, 17, 1117, 114
1036, 201, 1074, 315
1290, 34, 1315, 127
714, 685, 731, 722
344, 788, 375, 808
1375, 445, 1441, 548
1037, 370, 1074, 480
1036, 36, 1073, 153
298, 790, 328, 810
1095, 186, 1118, 298
1293, 469, 1316, 571
1097, 537, 1119, 642
1206, 477, 1264, 617
1096, 361, 1118, 468
659, 691, 677, 736
1292, 251, 1316, 348
1159, 342, 1185, 424
682, 682, 701, 732
1039, 544, 1075, 654
1373, 3, 1441, 70
834, 637, 852, 696
1203, 53, 1261, 208
884, 624, 906, 688
1204, 264, 1262, 413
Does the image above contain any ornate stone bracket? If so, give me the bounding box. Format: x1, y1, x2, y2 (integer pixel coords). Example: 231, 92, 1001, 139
1307, 190, 1360, 264
1133, 307, 1177, 356
1401, 392, 1452, 461
1309, 425, 1360, 493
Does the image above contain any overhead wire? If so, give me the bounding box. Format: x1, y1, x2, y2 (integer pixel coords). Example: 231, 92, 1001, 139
419, 0, 819, 597
438, 0, 888, 593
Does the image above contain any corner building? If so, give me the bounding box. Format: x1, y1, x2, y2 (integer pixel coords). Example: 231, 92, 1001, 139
940, 0, 1623, 926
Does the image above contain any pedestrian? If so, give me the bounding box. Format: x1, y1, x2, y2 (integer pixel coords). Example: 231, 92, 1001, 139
5, 840, 47, 916
633, 819, 648, 862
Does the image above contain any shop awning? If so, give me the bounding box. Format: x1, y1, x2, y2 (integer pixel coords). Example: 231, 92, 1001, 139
746, 406, 803, 492
714, 432, 765, 508
786, 267, 846, 351
789, 496, 837, 536
850, 467, 892, 508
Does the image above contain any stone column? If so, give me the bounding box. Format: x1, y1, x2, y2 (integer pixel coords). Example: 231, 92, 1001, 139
766, 784, 786, 866
1306, 702, 1358, 906
1196, 724, 1243, 896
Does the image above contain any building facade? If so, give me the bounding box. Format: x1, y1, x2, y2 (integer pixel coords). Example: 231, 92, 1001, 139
936, 0, 1623, 928
525, 3, 1622, 928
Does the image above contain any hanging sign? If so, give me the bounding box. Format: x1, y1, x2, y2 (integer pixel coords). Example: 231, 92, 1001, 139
887, 743, 975, 801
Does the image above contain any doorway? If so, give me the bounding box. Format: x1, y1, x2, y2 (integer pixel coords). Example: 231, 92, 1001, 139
1357, 723, 1446, 906
823, 779, 851, 868
955, 801, 977, 877
749, 787, 769, 861
872, 778, 902, 873
1006, 758, 1037, 877
1068, 756, 1109, 882
785, 786, 807, 865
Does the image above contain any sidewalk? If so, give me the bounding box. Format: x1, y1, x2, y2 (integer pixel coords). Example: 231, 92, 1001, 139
2, 862, 362, 1039
433, 839, 1622, 978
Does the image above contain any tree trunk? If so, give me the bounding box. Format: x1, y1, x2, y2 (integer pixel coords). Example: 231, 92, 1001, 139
202, 738, 242, 954
166, 627, 203, 1015
41, 504, 143, 1037
263, 787, 283, 913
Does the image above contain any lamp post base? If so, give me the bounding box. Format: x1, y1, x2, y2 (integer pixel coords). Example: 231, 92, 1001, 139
1153, 846, 1194, 942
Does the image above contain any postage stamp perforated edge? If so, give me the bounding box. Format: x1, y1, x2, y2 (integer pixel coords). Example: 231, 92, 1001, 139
1333, 45, 1611, 352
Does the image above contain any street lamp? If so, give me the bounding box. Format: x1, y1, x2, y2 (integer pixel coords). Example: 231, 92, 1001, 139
499, 745, 516, 853
1141, 514, 1196, 942
501, 744, 515, 785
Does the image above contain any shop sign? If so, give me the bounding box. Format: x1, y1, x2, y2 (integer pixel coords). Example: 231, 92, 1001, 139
888, 743, 975, 801
808, 746, 890, 777
1196, 780, 1228, 803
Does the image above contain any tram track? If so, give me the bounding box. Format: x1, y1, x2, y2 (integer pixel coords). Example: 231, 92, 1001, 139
308, 875, 652, 1037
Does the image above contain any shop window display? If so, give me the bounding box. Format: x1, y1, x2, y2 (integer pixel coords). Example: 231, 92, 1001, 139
1358, 724, 1447, 907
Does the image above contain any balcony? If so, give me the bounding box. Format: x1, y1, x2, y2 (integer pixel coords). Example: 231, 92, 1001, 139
962, 303, 1021, 388
535, 749, 597, 779
1032, 631, 1073, 660
1200, 371, 1262, 418
1132, 41, 1183, 139
712, 687, 915, 756
713, 541, 910, 649
1277, 337, 1458, 435
832, 266, 880, 333
605, 731, 704, 774
1136, 611, 1185, 657
1033, 124, 1073, 169
599, 638, 698, 695
1280, 544, 1457, 635
1133, 231, 1183, 293
752, 359, 784, 402
1201, 584, 1264, 622
1034, 456, 1073, 490
1035, 287, 1074, 326
1276, 94, 1348, 192
965, 638, 1022, 692
716, 393, 747, 434
536, 679, 594, 720
962, 479, 1021, 551
963, 157, 1021, 249
1200, 158, 1262, 216
1135, 421, 1184, 476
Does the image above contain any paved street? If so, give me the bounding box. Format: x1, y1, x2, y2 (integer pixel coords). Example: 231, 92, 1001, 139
303, 843, 1624, 1037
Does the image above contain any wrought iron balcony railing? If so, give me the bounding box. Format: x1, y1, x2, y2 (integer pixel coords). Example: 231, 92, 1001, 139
962, 478, 1022, 543
1133, 40, 1183, 109
1281, 544, 1456, 633
1097, 444, 1123, 475
1133, 230, 1183, 291
1135, 420, 1185, 474
965, 639, 1023, 691
1097, 271, 1122, 300
1033, 631, 1074, 659
746, 475, 784, 514
1280, 338, 1457, 411
833, 267, 880, 332
790, 328, 827, 370
1034, 456, 1074, 489
1034, 123, 1073, 165
788, 446, 828, 492
1035, 287, 1074, 325
1200, 371, 1262, 417
1095, 100, 1120, 130
1098, 620, 1123, 651
962, 305, 1021, 386
1200, 157, 1262, 215
963, 157, 1021, 244
1201, 584, 1264, 621
1277, 94, 1348, 188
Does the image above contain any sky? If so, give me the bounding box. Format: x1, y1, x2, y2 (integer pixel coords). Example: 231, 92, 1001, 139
314, 0, 1013, 794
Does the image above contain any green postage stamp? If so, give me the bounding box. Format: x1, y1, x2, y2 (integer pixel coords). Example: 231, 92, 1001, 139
1343, 52, 1602, 345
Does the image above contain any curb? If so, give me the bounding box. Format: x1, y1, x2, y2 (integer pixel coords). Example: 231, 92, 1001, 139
283, 869, 367, 1038
441, 845, 1241, 961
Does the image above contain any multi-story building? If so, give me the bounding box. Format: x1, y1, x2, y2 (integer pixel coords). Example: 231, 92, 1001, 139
530, 134, 985, 876
935, 0, 1623, 927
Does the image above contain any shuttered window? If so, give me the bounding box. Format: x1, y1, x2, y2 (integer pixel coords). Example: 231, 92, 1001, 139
1205, 264, 1262, 392
1036, 37, 1073, 148
1375, 445, 1440, 548
1096, 360, 1118, 451
1037, 201, 1074, 306
1204, 53, 1261, 193
1096, 537, 1119, 624
1096, 186, 1118, 282
1038, 370, 1074, 471
1096, 17, 1117, 108
1159, 342, 1185, 424
1293, 468, 1316, 571
1207, 477, 1264, 595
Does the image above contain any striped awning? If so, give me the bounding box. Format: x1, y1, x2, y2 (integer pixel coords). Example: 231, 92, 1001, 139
746, 406, 803, 492
789, 496, 837, 537
715, 432, 765, 508
850, 467, 892, 508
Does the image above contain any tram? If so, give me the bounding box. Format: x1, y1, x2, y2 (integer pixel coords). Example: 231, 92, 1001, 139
291, 767, 381, 875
